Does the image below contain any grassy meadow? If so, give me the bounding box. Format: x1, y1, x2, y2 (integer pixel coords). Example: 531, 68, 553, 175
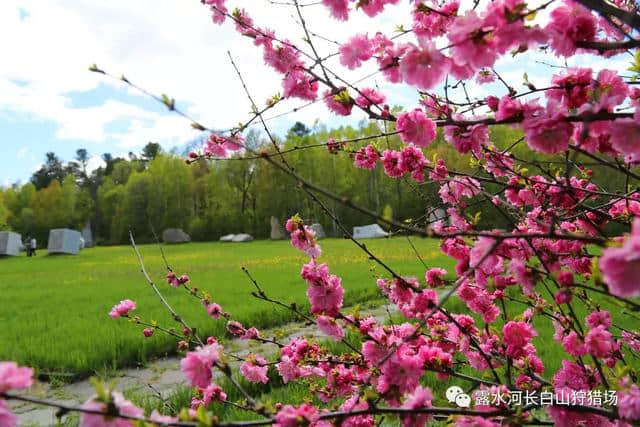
0, 237, 451, 378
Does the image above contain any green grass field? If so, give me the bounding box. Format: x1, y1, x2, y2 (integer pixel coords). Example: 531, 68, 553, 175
0, 237, 451, 378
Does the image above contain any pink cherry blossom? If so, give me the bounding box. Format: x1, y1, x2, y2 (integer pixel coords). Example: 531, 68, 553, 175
354, 88, 385, 109
399, 145, 429, 182
584, 325, 616, 357
354, 145, 380, 170
495, 96, 523, 121
522, 102, 573, 154
425, 268, 447, 287
207, 302, 222, 319
324, 89, 353, 116
0, 400, 16, 427
81, 392, 144, 427
546, 1, 597, 57
240, 353, 269, 383
274, 403, 319, 427
599, 218, 640, 297
401, 386, 433, 427
475, 69, 495, 84
0, 362, 33, 392
339, 34, 374, 69
180, 344, 221, 388
204, 0, 227, 25
562, 331, 587, 357
448, 11, 497, 70
609, 118, 640, 162
317, 315, 344, 340
503, 321, 537, 358
443, 121, 489, 154
396, 109, 436, 147
283, 70, 319, 101
108, 299, 136, 319
399, 40, 450, 90
381, 150, 404, 178
322, 0, 349, 20
585, 310, 612, 329
618, 384, 640, 420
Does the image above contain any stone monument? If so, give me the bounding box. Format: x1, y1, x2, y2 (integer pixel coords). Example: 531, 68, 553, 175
0, 231, 22, 256
47, 229, 82, 255
270, 216, 286, 240
81, 221, 94, 248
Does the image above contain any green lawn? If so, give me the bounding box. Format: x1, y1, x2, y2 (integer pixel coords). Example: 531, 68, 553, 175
0, 237, 450, 378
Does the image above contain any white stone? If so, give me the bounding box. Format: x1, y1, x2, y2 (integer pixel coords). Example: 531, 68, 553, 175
231, 233, 254, 242
220, 234, 236, 242
353, 224, 389, 239
0, 231, 22, 256
47, 229, 83, 255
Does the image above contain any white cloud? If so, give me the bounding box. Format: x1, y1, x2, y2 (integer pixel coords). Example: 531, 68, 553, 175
0, 0, 411, 153
86, 155, 106, 174
0, 0, 627, 159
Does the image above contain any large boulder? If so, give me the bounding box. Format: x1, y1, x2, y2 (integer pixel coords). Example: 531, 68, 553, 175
353, 224, 389, 239
162, 228, 191, 244
232, 233, 254, 242
310, 223, 326, 240
0, 231, 22, 256
220, 234, 235, 242
48, 229, 82, 255
270, 216, 286, 240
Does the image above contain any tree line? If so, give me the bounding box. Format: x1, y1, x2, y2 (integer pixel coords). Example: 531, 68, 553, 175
0, 122, 633, 245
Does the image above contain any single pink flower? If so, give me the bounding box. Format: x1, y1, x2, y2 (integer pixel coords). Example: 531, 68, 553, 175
180, 344, 221, 388
396, 109, 436, 147
207, 303, 222, 319
399, 40, 450, 90
584, 325, 616, 357
108, 299, 136, 319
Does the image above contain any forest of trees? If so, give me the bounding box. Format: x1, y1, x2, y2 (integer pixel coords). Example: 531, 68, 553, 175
1, 121, 634, 246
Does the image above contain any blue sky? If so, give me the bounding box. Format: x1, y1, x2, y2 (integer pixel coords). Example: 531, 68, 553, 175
0, 0, 627, 187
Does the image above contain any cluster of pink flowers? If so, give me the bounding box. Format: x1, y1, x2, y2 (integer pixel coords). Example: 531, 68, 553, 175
5, 1, 640, 426
166, 272, 189, 287
0, 362, 33, 427
286, 215, 322, 258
